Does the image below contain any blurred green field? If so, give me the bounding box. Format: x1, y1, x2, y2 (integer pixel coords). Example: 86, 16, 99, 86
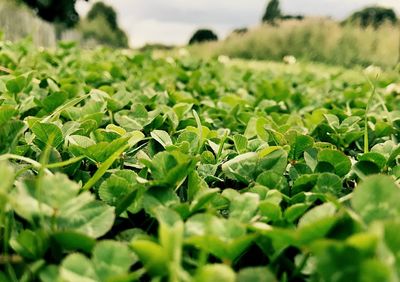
190, 18, 400, 68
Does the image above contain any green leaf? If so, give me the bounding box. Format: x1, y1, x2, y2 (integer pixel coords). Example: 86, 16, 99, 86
289, 135, 314, 160
354, 152, 387, 177
68, 135, 96, 148
371, 140, 398, 160
317, 149, 351, 177
52, 231, 96, 253
151, 130, 173, 148
359, 259, 392, 282
345, 233, 377, 258
190, 188, 220, 214
39, 265, 60, 282
185, 214, 254, 261
142, 186, 180, 215
141, 150, 193, 187
297, 202, 337, 244
304, 148, 318, 171
259, 201, 282, 222
188, 170, 208, 202
292, 174, 318, 194
256, 171, 289, 193
311, 241, 362, 282
114, 104, 151, 131
0, 161, 14, 193
130, 240, 169, 276
233, 134, 248, 154
284, 203, 310, 223
0, 77, 6, 92
6, 75, 26, 94
74, 138, 129, 163
10, 230, 48, 260
223, 189, 259, 222
60, 240, 136, 282
13, 173, 115, 238
200, 151, 215, 164
311, 240, 391, 282
155, 207, 185, 280
237, 267, 276, 282
222, 152, 258, 184
222, 148, 288, 184
258, 148, 288, 175
352, 175, 400, 224
340, 116, 362, 129
60, 253, 97, 282
82, 131, 144, 191
324, 114, 340, 129
98, 170, 138, 207
177, 130, 200, 153
383, 221, 400, 277
358, 152, 387, 169
313, 173, 342, 197
42, 91, 68, 112
0, 105, 17, 126
195, 264, 236, 282
92, 241, 137, 280
353, 161, 381, 178
58, 196, 115, 238
31, 122, 64, 147
13, 173, 80, 221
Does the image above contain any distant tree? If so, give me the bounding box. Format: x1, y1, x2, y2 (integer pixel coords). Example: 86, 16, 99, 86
262, 0, 282, 24
188, 29, 218, 45
232, 27, 248, 35
345, 6, 397, 28
281, 15, 304, 21
81, 1, 129, 48
87, 2, 118, 30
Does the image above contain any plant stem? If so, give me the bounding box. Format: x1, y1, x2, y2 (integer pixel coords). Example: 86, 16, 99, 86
364, 77, 376, 153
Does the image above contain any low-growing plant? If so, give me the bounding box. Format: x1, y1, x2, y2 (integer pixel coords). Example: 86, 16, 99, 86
0, 39, 399, 281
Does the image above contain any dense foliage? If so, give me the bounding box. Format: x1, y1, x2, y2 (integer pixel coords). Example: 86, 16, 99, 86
262, 0, 282, 24
18, 0, 87, 28
345, 6, 398, 28
87, 2, 118, 30
188, 29, 218, 45
0, 40, 399, 281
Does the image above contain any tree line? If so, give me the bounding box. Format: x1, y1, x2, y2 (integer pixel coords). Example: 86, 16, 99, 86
189, 0, 398, 45
15, 0, 400, 47
16, 0, 128, 47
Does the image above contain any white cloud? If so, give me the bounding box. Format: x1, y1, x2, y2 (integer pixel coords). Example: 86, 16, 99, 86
127, 20, 197, 47
126, 19, 235, 47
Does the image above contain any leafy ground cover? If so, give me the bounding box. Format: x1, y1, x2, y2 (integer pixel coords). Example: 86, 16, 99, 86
0, 40, 399, 281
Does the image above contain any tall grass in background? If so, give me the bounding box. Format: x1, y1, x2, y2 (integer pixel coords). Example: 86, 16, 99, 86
191, 18, 400, 68
0, 0, 56, 46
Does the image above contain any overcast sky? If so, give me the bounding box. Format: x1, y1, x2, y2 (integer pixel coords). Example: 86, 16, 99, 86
77, 0, 400, 47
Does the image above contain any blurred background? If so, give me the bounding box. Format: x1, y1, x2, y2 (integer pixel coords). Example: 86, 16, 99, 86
0, 0, 399, 67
